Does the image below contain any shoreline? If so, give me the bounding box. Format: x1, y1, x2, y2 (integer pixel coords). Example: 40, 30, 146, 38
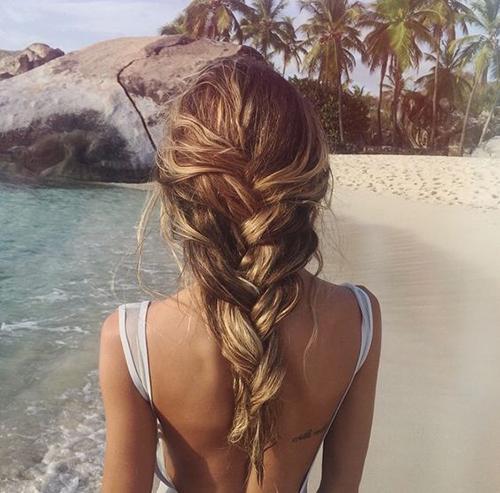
2, 154, 498, 212
91, 153, 500, 212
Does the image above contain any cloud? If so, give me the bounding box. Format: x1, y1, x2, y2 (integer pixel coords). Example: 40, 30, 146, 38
0, 0, 185, 51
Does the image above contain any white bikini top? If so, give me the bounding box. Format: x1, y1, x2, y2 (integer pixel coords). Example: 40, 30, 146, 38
118, 281, 374, 493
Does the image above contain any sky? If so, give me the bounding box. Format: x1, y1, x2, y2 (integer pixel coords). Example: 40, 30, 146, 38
0, 0, 454, 95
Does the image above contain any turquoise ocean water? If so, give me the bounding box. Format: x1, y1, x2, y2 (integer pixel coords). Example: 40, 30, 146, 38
0, 180, 176, 492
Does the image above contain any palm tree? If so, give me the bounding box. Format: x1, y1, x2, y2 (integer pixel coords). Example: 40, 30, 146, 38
359, 0, 436, 147
160, 13, 187, 35
423, 0, 472, 149
183, 0, 255, 43
415, 40, 472, 111
384, 55, 409, 145
363, 20, 391, 144
298, 0, 366, 147
477, 82, 499, 146
272, 16, 308, 75
452, 0, 499, 155
240, 0, 291, 61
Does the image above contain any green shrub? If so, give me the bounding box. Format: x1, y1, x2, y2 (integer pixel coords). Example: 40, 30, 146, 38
288, 76, 370, 152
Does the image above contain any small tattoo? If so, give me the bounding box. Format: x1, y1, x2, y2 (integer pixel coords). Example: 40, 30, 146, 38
313, 421, 329, 435
291, 421, 330, 442
292, 429, 313, 442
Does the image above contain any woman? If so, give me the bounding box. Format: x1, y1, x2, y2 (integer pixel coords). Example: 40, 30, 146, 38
99, 55, 382, 493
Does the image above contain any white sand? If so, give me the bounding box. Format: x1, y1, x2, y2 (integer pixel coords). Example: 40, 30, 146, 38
331, 153, 500, 211
307, 154, 500, 492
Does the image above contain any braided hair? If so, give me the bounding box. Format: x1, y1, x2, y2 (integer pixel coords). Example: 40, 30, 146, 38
142, 55, 332, 486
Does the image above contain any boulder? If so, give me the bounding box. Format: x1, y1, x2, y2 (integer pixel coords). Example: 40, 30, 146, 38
472, 136, 500, 159
0, 36, 261, 183
0, 43, 64, 80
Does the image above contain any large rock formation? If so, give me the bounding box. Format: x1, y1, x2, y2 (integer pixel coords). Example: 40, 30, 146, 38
0, 36, 261, 183
0, 43, 64, 80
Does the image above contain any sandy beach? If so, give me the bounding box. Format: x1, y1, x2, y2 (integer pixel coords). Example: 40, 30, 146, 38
333, 153, 500, 211
305, 154, 500, 492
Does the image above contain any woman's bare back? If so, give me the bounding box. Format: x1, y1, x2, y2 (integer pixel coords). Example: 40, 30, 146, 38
142, 269, 381, 492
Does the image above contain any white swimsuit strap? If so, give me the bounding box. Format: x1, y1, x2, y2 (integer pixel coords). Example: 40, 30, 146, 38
138, 300, 153, 398
344, 283, 374, 374
298, 281, 375, 492
320, 282, 375, 442
119, 302, 177, 490
118, 301, 153, 402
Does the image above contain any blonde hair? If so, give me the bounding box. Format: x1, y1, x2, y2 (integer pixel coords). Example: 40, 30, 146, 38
137, 55, 332, 486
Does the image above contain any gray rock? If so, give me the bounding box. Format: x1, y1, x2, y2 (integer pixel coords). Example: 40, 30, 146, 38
0, 35, 261, 183
472, 136, 500, 159
0, 43, 64, 80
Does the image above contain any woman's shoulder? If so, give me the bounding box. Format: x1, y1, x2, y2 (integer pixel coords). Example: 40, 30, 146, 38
310, 274, 381, 328
314, 273, 379, 302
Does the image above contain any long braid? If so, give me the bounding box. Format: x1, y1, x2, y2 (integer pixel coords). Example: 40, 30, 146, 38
152, 55, 331, 486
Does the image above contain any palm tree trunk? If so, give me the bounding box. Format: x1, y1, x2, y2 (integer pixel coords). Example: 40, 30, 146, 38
458, 76, 479, 156
389, 56, 396, 147
430, 31, 441, 150
391, 60, 402, 148
337, 67, 344, 146
377, 59, 387, 145
391, 92, 398, 147
282, 59, 287, 77
478, 87, 498, 147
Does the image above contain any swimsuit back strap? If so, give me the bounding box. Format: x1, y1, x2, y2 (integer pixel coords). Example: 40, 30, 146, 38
118, 302, 175, 487
348, 283, 374, 375
331, 283, 374, 408
298, 281, 375, 492
118, 301, 153, 403
325, 282, 374, 426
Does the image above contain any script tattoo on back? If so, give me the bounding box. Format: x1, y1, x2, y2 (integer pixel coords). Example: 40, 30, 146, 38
291, 420, 330, 442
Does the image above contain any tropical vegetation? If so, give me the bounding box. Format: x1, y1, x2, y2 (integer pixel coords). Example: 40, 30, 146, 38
159, 0, 499, 155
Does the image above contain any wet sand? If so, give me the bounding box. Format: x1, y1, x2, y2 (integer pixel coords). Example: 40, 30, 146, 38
307, 184, 500, 492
